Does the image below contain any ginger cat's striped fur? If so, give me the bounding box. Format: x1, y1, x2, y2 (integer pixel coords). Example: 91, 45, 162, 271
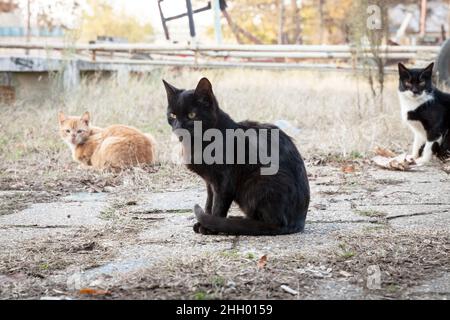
58, 111, 156, 171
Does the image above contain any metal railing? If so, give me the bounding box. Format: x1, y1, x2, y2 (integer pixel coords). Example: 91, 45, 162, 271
0, 41, 440, 71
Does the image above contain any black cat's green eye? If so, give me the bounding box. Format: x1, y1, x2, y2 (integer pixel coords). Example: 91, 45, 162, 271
188, 112, 196, 119
169, 113, 176, 119
419, 81, 426, 86
404, 81, 411, 87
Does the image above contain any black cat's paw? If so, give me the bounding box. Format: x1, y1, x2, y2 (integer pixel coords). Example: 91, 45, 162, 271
193, 222, 218, 235
193, 204, 218, 235
193, 222, 201, 233
199, 225, 218, 235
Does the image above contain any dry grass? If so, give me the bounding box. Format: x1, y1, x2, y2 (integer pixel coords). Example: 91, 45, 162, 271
0, 223, 144, 299
99, 229, 449, 300
0, 68, 409, 193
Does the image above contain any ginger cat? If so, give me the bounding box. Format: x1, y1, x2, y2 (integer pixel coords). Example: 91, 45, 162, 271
58, 111, 156, 171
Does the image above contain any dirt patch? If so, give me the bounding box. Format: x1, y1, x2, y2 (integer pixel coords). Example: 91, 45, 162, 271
89, 228, 449, 300
0, 162, 201, 193
0, 223, 142, 299
0, 161, 203, 217
0, 191, 61, 216
0, 163, 127, 194
100, 252, 317, 300
329, 229, 450, 298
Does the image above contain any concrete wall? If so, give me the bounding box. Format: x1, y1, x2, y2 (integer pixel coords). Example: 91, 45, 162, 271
14, 72, 51, 100
0, 71, 52, 102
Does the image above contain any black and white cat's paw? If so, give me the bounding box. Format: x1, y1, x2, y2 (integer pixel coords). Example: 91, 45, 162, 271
414, 157, 431, 166
405, 154, 417, 163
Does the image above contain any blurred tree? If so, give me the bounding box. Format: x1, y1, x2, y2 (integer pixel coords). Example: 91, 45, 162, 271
212, 0, 414, 45
349, 0, 392, 111
290, 0, 302, 44
79, 0, 153, 42
220, 0, 354, 44
277, 0, 285, 44
296, 0, 354, 45
0, 0, 18, 13
34, 0, 81, 29
221, 0, 277, 44
321, 0, 353, 44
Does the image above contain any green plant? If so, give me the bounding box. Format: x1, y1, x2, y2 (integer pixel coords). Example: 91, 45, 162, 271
193, 291, 208, 300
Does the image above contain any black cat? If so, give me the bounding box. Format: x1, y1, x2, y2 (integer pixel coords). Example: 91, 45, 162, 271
163, 78, 310, 235
398, 62, 450, 164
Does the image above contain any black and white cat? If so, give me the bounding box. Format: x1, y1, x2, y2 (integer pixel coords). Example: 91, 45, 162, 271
397, 62, 450, 164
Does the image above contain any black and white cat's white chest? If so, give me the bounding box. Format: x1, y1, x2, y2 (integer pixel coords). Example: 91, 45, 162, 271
397, 90, 434, 136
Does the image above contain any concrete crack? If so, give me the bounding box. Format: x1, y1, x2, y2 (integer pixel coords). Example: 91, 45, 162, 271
0, 224, 74, 229
386, 210, 449, 221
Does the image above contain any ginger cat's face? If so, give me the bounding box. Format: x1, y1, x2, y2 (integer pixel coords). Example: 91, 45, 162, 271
58, 111, 91, 146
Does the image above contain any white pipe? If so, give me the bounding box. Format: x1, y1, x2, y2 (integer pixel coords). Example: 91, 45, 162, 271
0, 41, 440, 53
395, 12, 413, 42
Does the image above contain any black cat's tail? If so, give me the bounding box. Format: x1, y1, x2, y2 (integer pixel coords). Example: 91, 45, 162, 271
194, 205, 303, 236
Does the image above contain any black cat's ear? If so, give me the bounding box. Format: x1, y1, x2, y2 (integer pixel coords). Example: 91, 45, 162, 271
162, 80, 180, 103
398, 62, 410, 79
421, 62, 434, 79
194, 78, 214, 102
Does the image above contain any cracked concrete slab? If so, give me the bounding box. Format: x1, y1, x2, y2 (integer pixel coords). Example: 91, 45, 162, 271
406, 273, 450, 299
131, 189, 205, 212
0, 164, 449, 299
0, 194, 108, 227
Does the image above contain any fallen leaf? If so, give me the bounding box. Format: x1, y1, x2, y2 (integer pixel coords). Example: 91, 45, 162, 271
257, 255, 267, 269
79, 288, 111, 296
374, 146, 396, 158
372, 153, 414, 171
341, 165, 356, 173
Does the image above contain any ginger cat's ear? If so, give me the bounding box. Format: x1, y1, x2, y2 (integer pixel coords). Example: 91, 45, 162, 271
81, 111, 90, 125
58, 111, 66, 125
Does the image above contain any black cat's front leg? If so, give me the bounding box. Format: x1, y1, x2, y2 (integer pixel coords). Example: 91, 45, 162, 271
193, 190, 233, 235
193, 193, 232, 234
193, 183, 214, 234
205, 183, 213, 215
211, 191, 233, 218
